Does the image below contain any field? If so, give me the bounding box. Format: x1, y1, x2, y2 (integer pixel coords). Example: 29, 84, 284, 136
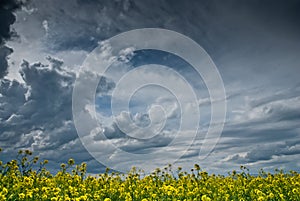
0, 149, 299, 201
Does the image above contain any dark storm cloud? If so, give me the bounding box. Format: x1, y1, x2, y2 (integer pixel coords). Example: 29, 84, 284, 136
0, 46, 12, 78
0, 57, 75, 167
0, 0, 25, 44
0, 57, 76, 149
14, 0, 300, 90
19, 0, 300, 92
0, 0, 29, 78
23, 0, 300, 53
0, 55, 118, 172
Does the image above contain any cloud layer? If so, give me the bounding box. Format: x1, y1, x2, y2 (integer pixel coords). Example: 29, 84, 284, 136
0, 0, 299, 174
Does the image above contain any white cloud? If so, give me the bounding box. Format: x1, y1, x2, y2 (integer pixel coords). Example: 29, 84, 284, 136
42, 20, 49, 35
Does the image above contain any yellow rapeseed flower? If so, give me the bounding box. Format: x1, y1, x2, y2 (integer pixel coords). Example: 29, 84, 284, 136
18, 193, 25, 199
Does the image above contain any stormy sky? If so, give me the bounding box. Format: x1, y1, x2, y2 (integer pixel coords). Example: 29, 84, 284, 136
0, 0, 300, 174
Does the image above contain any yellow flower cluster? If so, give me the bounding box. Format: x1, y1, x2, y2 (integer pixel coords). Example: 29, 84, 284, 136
0, 149, 300, 200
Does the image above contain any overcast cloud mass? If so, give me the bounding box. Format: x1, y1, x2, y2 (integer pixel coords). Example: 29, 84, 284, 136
0, 0, 300, 174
